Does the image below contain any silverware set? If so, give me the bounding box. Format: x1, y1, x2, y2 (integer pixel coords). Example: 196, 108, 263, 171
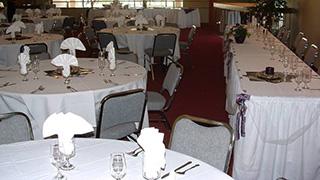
161, 161, 200, 178
30, 85, 45, 94
0, 82, 16, 88
126, 147, 143, 157
66, 86, 78, 92
103, 79, 119, 86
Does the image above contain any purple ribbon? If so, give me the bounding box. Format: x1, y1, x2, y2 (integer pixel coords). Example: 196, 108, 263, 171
226, 52, 233, 80
235, 93, 250, 140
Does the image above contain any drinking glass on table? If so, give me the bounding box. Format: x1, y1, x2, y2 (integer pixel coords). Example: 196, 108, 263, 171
110, 152, 126, 180
270, 45, 276, 60
290, 57, 298, 75
98, 50, 106, 76
60, 139, 76, 171
302, 68, 312, 89
283, 57, 289, 81
294, 70, 303, 91
32, 56, 40, 80
50, 144, 66, 180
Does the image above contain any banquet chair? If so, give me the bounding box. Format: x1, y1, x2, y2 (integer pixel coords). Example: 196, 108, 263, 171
144, 33, 177, 80
169, 114, 235, 173
292, 32, 304, 52
92, 20, 107, 32
280, 29, 290, 46
97, 32, 131, 53
96, 89, 147, 139
0, 112, 34, 145
295, 37, 308, 59
20, 43, 50, 60
83, 26, 100, 57
147, 62, 183, 129
303, 44, 319, 66
115, 52, 138, 64
179, 25, 196, 62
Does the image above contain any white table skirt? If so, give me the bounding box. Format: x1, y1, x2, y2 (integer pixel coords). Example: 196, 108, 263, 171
0, 138, 233, 180
0, 58, 148, 139
88, 8, 200, 28
100, 26, 180, 68
226, 28, 320, 180
0, 33, 63, 66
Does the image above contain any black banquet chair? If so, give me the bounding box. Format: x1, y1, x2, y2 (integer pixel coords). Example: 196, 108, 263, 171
20, 43, 50, 60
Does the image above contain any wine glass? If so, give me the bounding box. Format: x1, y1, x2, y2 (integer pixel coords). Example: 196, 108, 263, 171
98, 51, 105, 76
110, 152, 126, 180
270, 45, 275, 60
302, 68, 312, 89
109, 62, 116, 77
50, 144, 66, 180
60, 140, 76, 171
294, 70, 303, 92
290, 57, 298, 75
32, 56, 40, 80
282, 57, 289, 81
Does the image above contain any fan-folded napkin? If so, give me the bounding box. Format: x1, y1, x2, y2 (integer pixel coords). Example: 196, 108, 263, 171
43, 112, 94, 155
51, 54, 78, 77
60, 37, 86, 57
46, 8, 55, 17
25, 9, 33, 17
6, 21, 26, 38
155, 15, 165, 27
34, 9, 41, 17
18, 46, 31, 75
106, 42, 116, 69
135, 14, 148, 27
116, 16, 125, 27
138, 127, 166, 179
12, 14, 22, 21
56, 8, 62, 16
0, 13, 6, 20
35, 22, 44, 34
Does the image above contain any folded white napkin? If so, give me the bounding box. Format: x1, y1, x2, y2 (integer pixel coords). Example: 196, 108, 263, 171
106, 42, 116, 69
60, 37, 86, 57
34, 9, 41, 17
135, 14, 148, 27
155, 15, 165, 27
116, 16, 125, 27
6, 21, 26, 38
51, 54, 78, 77
12, 14, 22, 21
35, 22, 44, 34
18, 46, 31, 75
0, 13, 6, 20
43, 112, 94, 155
56, 8, 62, 16
138, 127, 166, 179
46, 8, 55, 17
25, 9, 33, 17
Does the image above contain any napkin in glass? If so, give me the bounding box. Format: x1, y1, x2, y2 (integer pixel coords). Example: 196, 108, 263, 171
106, 41, 116, 69
155, 15, 165, 27
18, 46, 31, 75
51, 54, 78, 77
60, 37, 86, 57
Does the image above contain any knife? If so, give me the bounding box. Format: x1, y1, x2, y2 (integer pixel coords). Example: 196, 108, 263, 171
161, 161, 192, 179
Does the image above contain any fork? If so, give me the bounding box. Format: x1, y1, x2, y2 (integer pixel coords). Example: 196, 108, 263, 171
175, 164, 200, 175
126, 148, 143, 157
126, 147, 141, 155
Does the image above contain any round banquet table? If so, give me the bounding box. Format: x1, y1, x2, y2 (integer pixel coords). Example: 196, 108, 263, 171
99, 26, 181, 69
24, 15, 68, 33
0, 33, 63, 67
0, 58, 148, 139
0, 138, 234, 180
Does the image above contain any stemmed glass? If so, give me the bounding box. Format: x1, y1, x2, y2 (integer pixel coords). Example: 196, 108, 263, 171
110, 152, 126, 180
98, 50, 106, 76
289, 57, 298, 75
294, 70, 303, 92
32, 56, 40, 80
60, 140, 76, 171
302, 68, 312, 89
109, 64, 116, 77
282, 57, 289, 81
50, 144, 66, 180
270, 45, 276, 60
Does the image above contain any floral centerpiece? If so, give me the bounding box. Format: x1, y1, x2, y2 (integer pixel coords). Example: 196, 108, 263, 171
227, 24, 250, 44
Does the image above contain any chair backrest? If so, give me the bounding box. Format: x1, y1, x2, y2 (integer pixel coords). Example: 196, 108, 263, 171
20, 43, 50, 60
304, 44, 319, 66
97, 32, 119, 50
0, 112, 34, 145
84, 26, 96, 41
115, 52, 138, 64
187, 25, 197, 45
92, 20, 107, 31
295, 37, 308, 59
162, 62, 183, 96
152, 33, 177, 57
293, 32, 304, 50
96, 89, 147, 139
280, 29, 290, 46
169, 114, 235, 173
62, 16, 75, 29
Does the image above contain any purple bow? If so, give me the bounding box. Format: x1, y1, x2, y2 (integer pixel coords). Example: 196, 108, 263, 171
235, 93, 250, 140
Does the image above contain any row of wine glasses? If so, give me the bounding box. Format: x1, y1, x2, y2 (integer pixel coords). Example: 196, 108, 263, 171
98, 50, 117, 77
294, 68, 312, 91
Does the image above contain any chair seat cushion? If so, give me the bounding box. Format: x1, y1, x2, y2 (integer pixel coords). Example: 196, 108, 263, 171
147, 91, 166, 111
145, 48, 172, 57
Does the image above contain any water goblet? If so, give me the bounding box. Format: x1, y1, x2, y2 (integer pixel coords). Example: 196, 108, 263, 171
32, 56, 40, 80
50, 144, 66, 180
282, 57, 289, 81
60, 140, 75, 171
270, 45, 276, 60
294, 70, 303, 92
98, 51, 106, 76
109, 62, 116, 77
302, 68, 312, 89
289, 58, 298, 75
110, 152, 127, 180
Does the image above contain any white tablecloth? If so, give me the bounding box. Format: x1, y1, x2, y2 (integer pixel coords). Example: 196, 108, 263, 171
0, 59, 148, 139
0, 138, 233, 180
100, 26, 180, 68
0, 33, 63, 66
88, 8, 200, 28
25, 16, 68, 33
226, 29, 320, 180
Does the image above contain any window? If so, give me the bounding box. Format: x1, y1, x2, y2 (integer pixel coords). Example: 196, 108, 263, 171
53, 0, 183, 8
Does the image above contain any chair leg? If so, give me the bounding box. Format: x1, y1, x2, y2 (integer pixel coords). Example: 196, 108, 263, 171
161, 111, 171, 130
150, 63, 155, 80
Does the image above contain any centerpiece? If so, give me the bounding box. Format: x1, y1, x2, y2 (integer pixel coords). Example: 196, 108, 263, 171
228, 24, 250, 44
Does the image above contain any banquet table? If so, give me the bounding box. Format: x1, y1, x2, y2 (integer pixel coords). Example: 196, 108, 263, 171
24, 15, 68, 33
0, 138, 233, 180
88, 8, 200, 28
0, 33, 63, 66
226, 27, 320, 180
0, 58, 148, 139
99, 26, 180, 68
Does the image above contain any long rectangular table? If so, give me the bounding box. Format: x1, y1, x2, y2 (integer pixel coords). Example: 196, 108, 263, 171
226, 28, 320, 180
